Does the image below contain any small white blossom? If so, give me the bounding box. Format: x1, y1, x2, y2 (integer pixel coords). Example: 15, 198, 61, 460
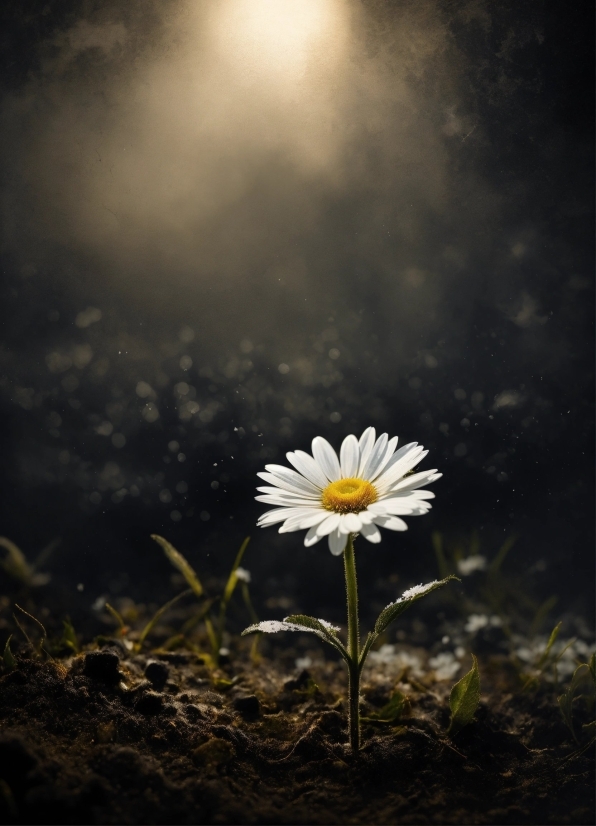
428, 652, 461, 680
465, 614, 502, 633
235, 567, 251, 583
457, 555, 487, 576
367, 645, 425, 677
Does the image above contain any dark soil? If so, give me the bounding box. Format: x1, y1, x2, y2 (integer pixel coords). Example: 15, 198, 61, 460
0, 641, 593, 825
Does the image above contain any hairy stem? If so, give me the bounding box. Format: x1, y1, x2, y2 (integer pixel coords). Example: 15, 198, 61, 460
343, 533, 360, 754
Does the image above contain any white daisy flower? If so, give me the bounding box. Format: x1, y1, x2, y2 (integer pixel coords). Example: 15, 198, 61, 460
255, 426, 441, 555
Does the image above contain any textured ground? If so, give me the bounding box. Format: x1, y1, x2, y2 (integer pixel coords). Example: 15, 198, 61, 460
0, 639, 593, 825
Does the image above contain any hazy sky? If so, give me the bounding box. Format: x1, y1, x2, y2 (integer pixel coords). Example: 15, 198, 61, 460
0, 0, 593, 606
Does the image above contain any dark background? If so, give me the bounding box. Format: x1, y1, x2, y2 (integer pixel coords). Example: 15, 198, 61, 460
0, 0, 593, 628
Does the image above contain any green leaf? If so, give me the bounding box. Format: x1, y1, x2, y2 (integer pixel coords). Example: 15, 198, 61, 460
536, 621, 562, 669
3, 635, 16, 671
374, 576, 459, 636
151, 534, 204, 598
588, 652, 595, 683
221, 537, 250, 606
363, 690, 411, 724
558, 663, 593, 743
61, 618, 79, 654
242, 616, 350, 664
448, 654, 480, 735
136, 589, 194, 649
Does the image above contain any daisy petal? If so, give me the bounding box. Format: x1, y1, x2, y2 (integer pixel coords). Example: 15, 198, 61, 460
260, 467, 320, 496
374, 445, 426, 491
278, 509, 328, 533
328, 528, 347, 555
304, 525, 323, 547
389, 470, 442, 493
360, 432, 388, 480
386, 489, 435, 500
286, 451, 328, 489
373, 514, 408, 531
340, 513, 362, 533
360, 523, 382, 543
368, 499, 428, 515
359, 510, 375, 524
357, 427, 376, 476
255, 494, 325, 507
340, 434, 360, 477
312, 436, 341, 482
316, 512, 341, 536
257, 507, 305, 526
279, 510, 328, 532
369, 435, 398, 481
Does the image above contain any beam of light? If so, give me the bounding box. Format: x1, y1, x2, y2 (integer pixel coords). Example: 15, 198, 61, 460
207, 0, 348, 84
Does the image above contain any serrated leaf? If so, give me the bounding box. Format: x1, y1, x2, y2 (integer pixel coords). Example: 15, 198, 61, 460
448, 654, 480, 735
3, 635, 16, 671
242, 615, 350, 663
284, 614, 350, 662
374, 576, 459, 635
241, 620, 306, 636
151, 534, 204, 598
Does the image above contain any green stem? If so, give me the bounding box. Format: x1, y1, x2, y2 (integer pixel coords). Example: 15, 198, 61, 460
343, 533, 360, 754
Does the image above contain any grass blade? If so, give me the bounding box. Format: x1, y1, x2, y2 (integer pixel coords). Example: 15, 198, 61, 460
151, 534, 204, 598
137, 588, 193, 649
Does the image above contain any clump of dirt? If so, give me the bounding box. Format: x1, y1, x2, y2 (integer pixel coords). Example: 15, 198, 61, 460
0, 639, 593, 825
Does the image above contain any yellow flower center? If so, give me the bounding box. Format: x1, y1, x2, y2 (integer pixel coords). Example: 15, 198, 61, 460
321, 477, 378, 513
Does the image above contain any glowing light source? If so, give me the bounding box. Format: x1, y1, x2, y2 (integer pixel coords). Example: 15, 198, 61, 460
209, 0, 346, 82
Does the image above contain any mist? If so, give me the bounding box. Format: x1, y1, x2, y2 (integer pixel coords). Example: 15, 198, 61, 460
0, 0, 593, 617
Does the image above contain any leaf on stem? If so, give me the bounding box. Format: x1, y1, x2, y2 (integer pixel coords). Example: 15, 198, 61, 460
448, 654, 480, 735
242, 615, 350, 663
374, 576, 459, 635
151, 534, 204, 598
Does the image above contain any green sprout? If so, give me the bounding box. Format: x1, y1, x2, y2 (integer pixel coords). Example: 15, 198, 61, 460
558, 653, 596, 753
448, 654, 480, 735
242, 427, 455, 754
150, 534, 256, 667
12, 604, 49, 659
